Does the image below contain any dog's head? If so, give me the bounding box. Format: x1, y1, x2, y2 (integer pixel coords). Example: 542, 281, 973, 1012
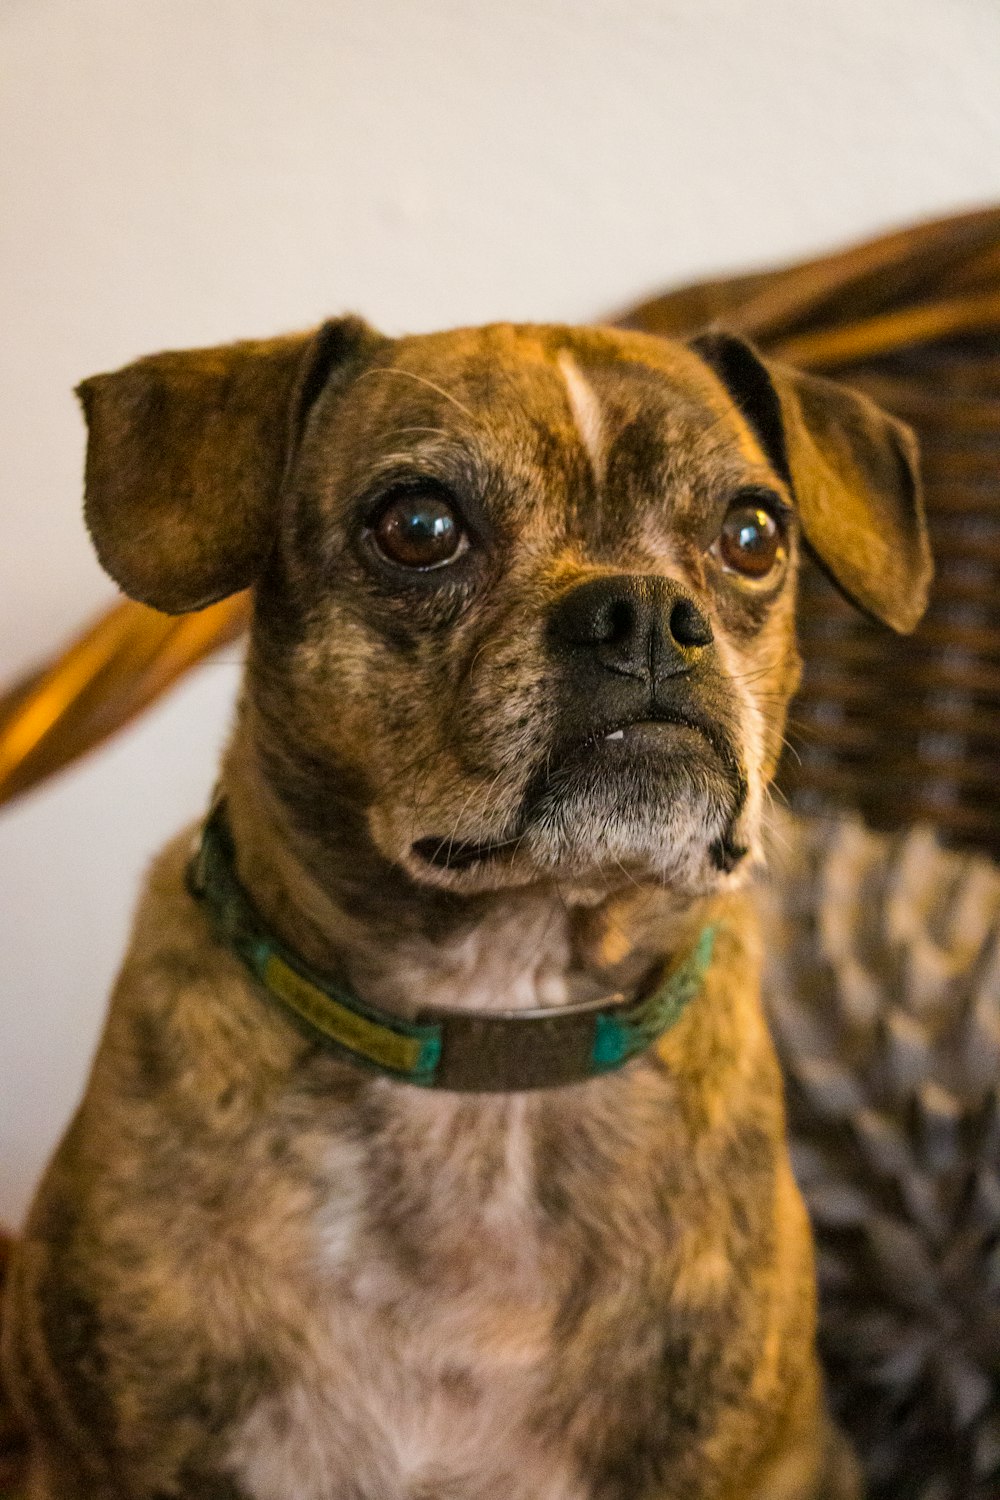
78, 320, 930, 903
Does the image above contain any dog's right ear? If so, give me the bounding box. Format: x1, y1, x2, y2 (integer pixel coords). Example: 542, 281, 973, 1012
691, 330, 932, 634
77, 316, 380, 613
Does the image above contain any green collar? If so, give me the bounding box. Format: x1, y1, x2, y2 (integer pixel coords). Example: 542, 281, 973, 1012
187, 803, 716, 1093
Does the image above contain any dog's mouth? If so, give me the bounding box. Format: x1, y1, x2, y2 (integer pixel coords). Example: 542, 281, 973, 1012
411, 832, 522, 872
411, 710, 745, 873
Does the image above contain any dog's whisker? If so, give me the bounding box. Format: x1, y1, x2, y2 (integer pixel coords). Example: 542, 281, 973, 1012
381, 425, 455, 443
357, 365, 479, 423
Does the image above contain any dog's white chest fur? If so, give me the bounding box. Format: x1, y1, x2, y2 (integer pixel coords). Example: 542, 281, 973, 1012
230, 1340, 584, 1500
226, 1095, 585, 1500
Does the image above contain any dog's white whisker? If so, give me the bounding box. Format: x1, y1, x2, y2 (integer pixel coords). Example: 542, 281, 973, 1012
358, 365, 479, 423
381, 425, 455, 443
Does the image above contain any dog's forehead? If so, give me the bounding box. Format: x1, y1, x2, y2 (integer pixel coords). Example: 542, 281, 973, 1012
323, 322, 768, 493
376, 323, 736, 435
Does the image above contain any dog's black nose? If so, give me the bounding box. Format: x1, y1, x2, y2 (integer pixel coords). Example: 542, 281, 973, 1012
549, 575, 713, 683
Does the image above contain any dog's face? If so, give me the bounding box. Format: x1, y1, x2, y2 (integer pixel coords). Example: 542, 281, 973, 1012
78, 320, 931, 904
252, 324, 797, 899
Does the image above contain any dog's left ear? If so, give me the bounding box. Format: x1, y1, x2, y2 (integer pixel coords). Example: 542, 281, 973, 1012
77, 316, 380, 613
691, 330, 932, 633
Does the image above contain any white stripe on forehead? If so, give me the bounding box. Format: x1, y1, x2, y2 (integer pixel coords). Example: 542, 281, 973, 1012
557, 351, 604, 485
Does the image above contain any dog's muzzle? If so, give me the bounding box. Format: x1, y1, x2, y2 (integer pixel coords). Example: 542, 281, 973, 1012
413, 576, 748, 874
537, 571, 744, 790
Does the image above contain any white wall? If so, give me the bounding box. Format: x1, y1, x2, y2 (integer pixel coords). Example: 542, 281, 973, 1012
2, 0, 1000, 1224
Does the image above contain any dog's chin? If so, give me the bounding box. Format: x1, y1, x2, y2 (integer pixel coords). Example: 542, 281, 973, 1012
400, 722, 750, 898
518, 723, 744, 889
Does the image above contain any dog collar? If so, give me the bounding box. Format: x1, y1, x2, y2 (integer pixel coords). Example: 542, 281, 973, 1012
187, 803, 716, 1093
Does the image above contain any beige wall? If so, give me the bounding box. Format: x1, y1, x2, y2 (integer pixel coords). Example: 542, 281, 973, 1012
3, 0, 1000, 1223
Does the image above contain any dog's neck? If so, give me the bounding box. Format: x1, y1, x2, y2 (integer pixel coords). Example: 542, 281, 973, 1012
220, 733, 711, 1021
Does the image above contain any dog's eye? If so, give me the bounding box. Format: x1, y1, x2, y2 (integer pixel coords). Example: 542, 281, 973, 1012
716, 498, 787, 580
371, 491, 468, 570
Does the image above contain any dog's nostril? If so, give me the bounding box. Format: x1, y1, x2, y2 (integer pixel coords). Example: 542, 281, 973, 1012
557, 586, 639, 648
600, 599, 637, 647
669, 597, 713, 649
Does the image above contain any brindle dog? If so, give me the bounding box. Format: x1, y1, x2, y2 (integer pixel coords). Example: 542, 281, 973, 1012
2, 319, 930, 1499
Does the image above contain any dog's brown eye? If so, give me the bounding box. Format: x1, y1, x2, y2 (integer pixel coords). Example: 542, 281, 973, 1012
372, 492, 467, 570
717, 501, 786, 580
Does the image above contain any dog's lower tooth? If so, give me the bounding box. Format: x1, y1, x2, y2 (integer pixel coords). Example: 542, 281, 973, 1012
605, 730, 625, 741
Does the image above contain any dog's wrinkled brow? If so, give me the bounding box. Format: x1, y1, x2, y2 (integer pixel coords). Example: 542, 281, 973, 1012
326, 334, 777, 556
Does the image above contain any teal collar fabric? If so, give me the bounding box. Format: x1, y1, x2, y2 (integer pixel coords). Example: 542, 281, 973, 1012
187, 803, 717, 1093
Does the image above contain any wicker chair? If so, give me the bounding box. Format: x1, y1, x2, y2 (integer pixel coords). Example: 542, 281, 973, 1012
2, 207, 999, 1499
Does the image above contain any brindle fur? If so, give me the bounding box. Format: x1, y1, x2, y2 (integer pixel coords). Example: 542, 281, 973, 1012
2, 320, 930, 1498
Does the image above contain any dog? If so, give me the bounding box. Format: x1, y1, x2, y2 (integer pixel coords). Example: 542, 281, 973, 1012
2, 316, 931, 1499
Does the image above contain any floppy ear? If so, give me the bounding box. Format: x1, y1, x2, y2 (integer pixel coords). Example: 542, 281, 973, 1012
77, 316, 378, 613
691, 330, 932, 634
